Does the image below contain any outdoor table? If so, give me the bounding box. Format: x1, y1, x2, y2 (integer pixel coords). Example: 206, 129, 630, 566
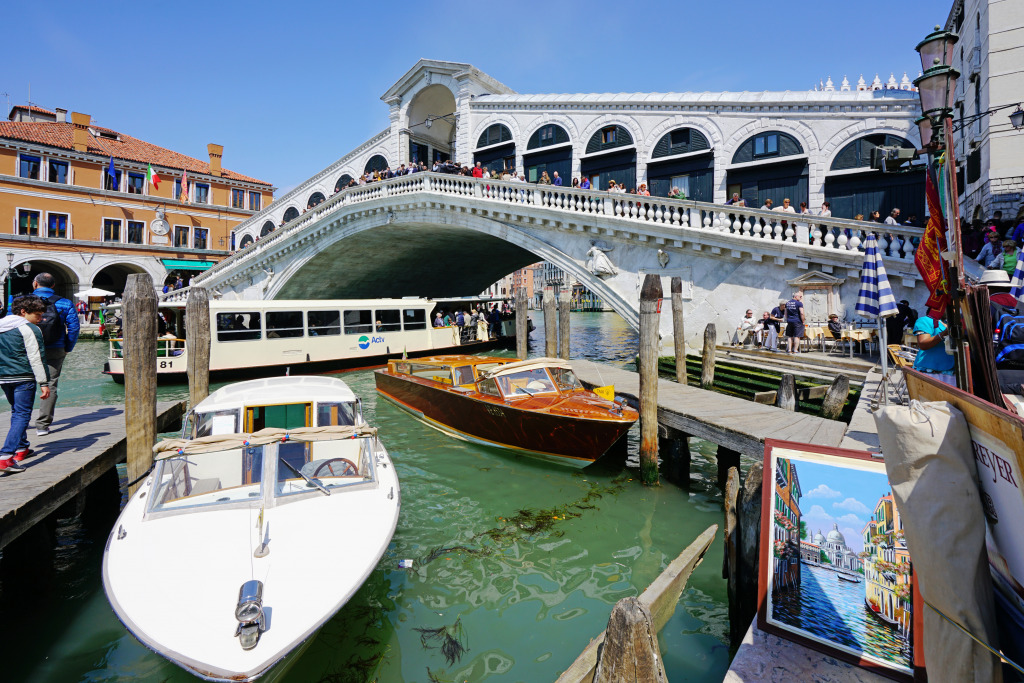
843, 327, 876, 357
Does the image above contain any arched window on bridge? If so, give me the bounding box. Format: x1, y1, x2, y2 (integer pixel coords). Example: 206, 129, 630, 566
260, 221, 275, 237
364, 155, 389, 174
647, 127, 713, 201
475, 123, 515, 175
282, 206, 299, 223
524, 123, 571, 185
307, 191, 326, 209
334, 174, 353, 193
239, 234, 254, 249
727, 131, 807, 209
581, 125, 635, 192
825, 134, 923, 220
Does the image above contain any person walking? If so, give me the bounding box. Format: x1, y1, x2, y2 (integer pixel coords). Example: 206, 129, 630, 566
30, 273, 80, 436
0, 296, 51, 475
784, 291, 806, 355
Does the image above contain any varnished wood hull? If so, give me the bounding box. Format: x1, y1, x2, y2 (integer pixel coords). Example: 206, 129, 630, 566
374, 371, 635, 467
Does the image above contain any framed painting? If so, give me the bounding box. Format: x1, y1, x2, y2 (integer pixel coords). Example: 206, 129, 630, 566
758, 439, 925, 681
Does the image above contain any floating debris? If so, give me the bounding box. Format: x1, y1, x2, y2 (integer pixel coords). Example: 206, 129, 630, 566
414, 617, 468, 666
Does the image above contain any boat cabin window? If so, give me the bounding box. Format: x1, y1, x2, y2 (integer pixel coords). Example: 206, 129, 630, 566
375, 309, 401, 332
477, 377, 501, 396
403, 308, 427, 330
452, 365, 475, 385
316, 402, 357, 426
149, 446, 263, 511
266, 311, 304, 338
244, 403, 311, 431
216, 312, 262, 342
275, 439, 370, 497
192, 409, 241, 437
307, 310, 341, 336
404, 362, 451, 383
344, 309, 373, 335
550, 367, 582, 391
495, 369, 557, 397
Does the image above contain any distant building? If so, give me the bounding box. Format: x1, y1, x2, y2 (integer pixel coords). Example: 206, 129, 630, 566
772, 458, 802, 590
813, 524, 862, 573
799, 539, 822, 564
862, 493, 913, 633
0, 105, 274, 297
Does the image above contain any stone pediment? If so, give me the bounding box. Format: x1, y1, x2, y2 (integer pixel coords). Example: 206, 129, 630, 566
786, 270, 844, 288
380, 59, 515, 103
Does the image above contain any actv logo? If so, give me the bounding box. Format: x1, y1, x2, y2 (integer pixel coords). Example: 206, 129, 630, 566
358, 335, 385, 350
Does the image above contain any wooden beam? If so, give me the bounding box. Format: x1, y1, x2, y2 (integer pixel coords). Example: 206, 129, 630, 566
185, 286, 211, 407
820, 374, 851, 420
593, 598, 668, 682
544, 288, 557, 358
123, 273, 157, 496
701, 323, 717, 390
638, 274, 662, 486
671, 277, 686, 385
516, 286, 528, 360
559, 288, 571, 360
752, 384, 830, 404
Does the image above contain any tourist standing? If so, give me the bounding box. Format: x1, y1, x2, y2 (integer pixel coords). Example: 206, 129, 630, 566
552, 171, 563, 186
472, 162, 483, 178
488, 305, 502, 339
580, 177, 590, 190
30, 273, 79, 436
0, 296, 51, 475
539, 172, 552, 185
912, 312, 955, 386
784, 291, 805, 355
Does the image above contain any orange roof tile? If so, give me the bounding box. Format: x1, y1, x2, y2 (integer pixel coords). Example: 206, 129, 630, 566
9, 104, 56, 118
0, 120, 272, 186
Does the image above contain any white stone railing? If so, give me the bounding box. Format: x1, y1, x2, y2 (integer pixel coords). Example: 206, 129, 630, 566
165, 172, 924, 301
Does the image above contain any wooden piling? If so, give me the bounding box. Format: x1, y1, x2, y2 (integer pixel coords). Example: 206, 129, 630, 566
543, 288, 557, 358
716, 446, 740, 490
701, 323, 716, 390
123, 273, 157, 495
185, 286, 211, 407
820, 374, 851, 420
736, 461, 764, 644
558, 288, 571, 360
775, 373, 797, 412
638, 274, 662, 486
723, 466, 740, 643
671, 277, 686, 385
515, 286, 528, 360
658, 424, 691, 488
593, 597, 668, 683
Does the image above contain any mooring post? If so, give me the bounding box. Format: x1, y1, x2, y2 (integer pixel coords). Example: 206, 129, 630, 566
185, 286, 211, 407
639, 273, 662, 486
671, 277, 686, 385
543, 288, 557, 358
658, 424, 691, 488
515, 286, 528, 360
558, 288, 571, 360
123, 273, 157, 496
701, 323, 716, 390
716, 446, 740, 490
592, 597, 668, 683
820, 374, 851, 420
736, 461, 764, 645
775, 373, 797, 412
723, 466, 740, 644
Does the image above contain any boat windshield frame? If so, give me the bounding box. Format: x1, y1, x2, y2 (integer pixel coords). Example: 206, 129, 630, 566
491, 368, 560, 398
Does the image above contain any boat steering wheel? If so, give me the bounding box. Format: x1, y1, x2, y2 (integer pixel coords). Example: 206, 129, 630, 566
312, 458, 359, 477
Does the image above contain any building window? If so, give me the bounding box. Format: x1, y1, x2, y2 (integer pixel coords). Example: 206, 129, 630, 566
19, 154, 41, 180
194, 183, 210, 204
194, 227, 208, 250
231, 189, 245, 209
175, 179, 185, 201
127, 172, 145, 195
127, 220, 145, 244
248, 191, 261, 211
48, 160, 68, 184
540, 126, 554, 143
173, 225, 190, 248
48, 213, 68, 239
103, 218, 122, 242
601, 128, 616, 145
105, 169, 122, 191
753, 133, 779, 158
18, 209, 40, 236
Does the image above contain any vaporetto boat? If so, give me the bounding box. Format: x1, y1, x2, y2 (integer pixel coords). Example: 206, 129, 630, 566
102, 377, 400, 681
103, 297, 514, 383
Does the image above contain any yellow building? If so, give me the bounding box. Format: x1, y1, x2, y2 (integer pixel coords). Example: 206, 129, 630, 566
0, 105, 274, 298
862, 493, 912, 633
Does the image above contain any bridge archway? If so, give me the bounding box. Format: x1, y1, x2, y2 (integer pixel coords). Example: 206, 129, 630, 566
334, 174, 354, 193
93, 262, 148, 297
283, 206, 300, 223
7, 259, 79, 299
364, 155, 389, 175
307, 191, 326, 208
406, 84, 457, 160
260, 221, 275, 237
239, 234, 254, 249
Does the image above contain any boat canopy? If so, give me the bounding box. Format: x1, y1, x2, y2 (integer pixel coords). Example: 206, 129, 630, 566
154, 425, 378, 459
483, 357, 573, 379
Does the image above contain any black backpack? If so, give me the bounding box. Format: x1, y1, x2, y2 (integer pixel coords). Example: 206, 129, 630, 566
36, 295, 66, 347
994, 310, 1024, 368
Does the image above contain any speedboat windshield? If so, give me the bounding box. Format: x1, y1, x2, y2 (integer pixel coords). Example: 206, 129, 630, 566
149, 446, 264, 512
275, 438, 374, 497
494, 369, 558, 397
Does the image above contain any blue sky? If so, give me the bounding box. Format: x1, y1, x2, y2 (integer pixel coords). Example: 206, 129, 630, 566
5, 0, 944, 193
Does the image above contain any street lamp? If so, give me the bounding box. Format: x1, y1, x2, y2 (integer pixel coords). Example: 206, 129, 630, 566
3, 252, 32, 314
915, 25, 958, 74
915, 116, 935, 149
1011, 106, 1024, 130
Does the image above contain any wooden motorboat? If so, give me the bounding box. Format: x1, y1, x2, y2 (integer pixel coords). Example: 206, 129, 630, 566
838, 573, 863, 583
374, 355, 638, 467
102, 377, 400, 682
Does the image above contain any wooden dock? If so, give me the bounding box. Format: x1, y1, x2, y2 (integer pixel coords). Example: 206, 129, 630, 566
0, 401, 186, 551
571, 359, 847, 456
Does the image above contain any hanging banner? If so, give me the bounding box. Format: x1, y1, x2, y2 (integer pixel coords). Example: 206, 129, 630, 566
915, 167, 950, 317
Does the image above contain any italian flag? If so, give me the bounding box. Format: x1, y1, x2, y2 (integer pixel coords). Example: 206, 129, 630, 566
146, 164, 161, 190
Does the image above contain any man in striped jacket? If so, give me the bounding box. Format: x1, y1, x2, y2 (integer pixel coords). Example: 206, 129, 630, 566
0, 296, 51, 475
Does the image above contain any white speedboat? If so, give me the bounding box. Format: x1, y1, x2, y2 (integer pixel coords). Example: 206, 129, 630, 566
102, 377, 400, 682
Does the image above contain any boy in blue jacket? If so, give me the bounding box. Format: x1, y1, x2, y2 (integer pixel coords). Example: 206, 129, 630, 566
0, 296, 51, 475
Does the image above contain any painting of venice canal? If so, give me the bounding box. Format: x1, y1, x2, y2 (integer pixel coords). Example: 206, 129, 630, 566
766, 447, 914, 675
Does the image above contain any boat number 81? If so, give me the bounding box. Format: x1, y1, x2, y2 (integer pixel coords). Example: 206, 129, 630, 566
159, 361, 172, 369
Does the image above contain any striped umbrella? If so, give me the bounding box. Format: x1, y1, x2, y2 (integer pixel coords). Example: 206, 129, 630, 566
1010, 251, 1024, 300
856, 234, 899, 404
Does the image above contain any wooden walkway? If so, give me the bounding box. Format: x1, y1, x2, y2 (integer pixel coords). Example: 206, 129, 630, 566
572, 360, 847, 456
0, 401, 186, 551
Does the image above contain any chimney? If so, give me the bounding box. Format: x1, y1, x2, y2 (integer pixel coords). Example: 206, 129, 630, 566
55, 108, 67, 123
207, 143, 223, 177
70, 112, 91, 152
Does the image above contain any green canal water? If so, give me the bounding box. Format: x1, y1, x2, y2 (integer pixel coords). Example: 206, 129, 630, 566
4, 313, 732, 683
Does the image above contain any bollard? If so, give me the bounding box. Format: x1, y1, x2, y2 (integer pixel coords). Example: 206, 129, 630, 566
671, 277, 686, 385
185, 286, 211, 407
775, 374, 797, 412
820, 374, 851, 420
638, 274, 662, 486
515, 286, 528, 360
558, 289, 571, 360
701, 323, 717, 390
543, 288, 557, 358
592, 597, 668, 683
123, 273, 157, 496
723, 466, 740, 643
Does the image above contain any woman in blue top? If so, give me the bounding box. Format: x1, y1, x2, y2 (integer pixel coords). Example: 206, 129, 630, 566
912, 314, 955, 386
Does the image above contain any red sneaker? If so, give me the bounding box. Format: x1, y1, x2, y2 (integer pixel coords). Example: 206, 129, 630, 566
13, 448, 33, 462
0, 457, 25, 474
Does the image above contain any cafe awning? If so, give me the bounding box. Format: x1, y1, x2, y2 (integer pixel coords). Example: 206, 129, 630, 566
161, 259, 215, 271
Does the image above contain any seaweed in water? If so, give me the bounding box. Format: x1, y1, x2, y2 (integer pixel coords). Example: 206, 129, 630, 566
422, 544, 486, 564
426, 667, 451, 683
414, 618, 469, 666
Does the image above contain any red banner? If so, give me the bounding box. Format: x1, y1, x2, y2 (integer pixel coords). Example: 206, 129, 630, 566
916, 170, 950, 316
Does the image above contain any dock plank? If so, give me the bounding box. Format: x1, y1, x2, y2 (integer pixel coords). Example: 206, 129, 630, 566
0, 402, 186, 551
573, 360, 846, 457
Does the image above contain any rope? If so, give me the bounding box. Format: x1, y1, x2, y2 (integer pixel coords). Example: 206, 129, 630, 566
118, 464, 153, 493
922, 598, 1024, 675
